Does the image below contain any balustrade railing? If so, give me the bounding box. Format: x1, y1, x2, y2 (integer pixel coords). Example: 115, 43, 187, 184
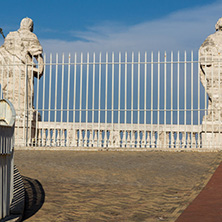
37, 122, 202, 149
2, 50, 221, 150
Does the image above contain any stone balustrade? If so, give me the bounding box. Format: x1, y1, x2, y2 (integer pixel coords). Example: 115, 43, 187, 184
36, 122, 202, 149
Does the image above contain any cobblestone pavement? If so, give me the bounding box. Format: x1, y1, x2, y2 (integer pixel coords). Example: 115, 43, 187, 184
14, 150, 221, 222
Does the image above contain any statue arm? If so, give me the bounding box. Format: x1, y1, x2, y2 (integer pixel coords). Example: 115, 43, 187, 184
33, 54, 44, 78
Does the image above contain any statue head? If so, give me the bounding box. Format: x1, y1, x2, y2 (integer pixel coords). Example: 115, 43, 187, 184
20, 17, 34, 32
215, 17, 222, 31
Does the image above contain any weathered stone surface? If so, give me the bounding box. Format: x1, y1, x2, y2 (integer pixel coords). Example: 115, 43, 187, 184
0, 17, 44, 145
199, 17, 222, 123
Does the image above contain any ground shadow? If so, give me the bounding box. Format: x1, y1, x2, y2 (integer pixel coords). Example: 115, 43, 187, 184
21, 176, 45, 221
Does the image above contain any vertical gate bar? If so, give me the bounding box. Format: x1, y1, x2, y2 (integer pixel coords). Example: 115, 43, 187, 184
124, 52, 127, 146
80, 53, 83, 146
61, 54, 65, 124
171, 51, 173, 147
191, 51, 194, 147
164, 51, 167, 147
105, 52, 108, 146
98, 53, 102, 147
30, 57, 34, 146
67, 53, 71, 123
211, 53, 214, 148
198, 52, 201, 147
157, 51, 160, 147
73, 53, 77, 146
86, 52, 89, 146
184, 51, 187, 147
54, 53, 58, 145
23, 61, 27, 145
151, 52, 154, 147
42, 54, 47, 145
92, 52, 95, 146
203, 52, 207, 148
35, 55, 41, 146
41, 54, 46, 145
144, 52, 147, 147
131, 52, 134, 147
48, 54, 52, 145
60, 54, 65, 145
177, 51, 180, 147
55, 54, 58, 123
48, 54, 52, 123
137, 52, 140, 147
66, 53, 71, 146
111, 52, 115, 147
118, 52, 121, 147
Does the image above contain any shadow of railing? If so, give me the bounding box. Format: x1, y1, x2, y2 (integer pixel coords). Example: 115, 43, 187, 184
21, 176, 45, 221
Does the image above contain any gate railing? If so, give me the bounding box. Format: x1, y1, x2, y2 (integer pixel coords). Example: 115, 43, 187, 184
2, 50, 221, 150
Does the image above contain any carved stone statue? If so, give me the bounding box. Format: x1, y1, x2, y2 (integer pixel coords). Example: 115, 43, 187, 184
0, 17, 44, 145
199, 17, 222, 147
199, 17, 222, 123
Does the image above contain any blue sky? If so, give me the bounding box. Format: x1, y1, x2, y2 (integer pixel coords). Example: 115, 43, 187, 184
0, 0, 222, 53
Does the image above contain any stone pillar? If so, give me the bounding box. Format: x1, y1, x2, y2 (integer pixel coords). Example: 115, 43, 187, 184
199, 17, 222, 148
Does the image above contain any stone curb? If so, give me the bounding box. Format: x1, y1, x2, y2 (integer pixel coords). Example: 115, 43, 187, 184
15, 146, 222, 152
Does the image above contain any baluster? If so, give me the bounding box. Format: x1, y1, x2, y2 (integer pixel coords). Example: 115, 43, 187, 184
61, 129, 65, 146
83, 130, 87, 147
165, 132, 170, 148
192, 133, 197, 148
122, 131, 126, 147
172, 132, 176, 148
151, 131, 156, 148
156, 131, 161, 148
66, 128, 73, 147
56, 129, 59, 147
88, 130, 91, 147
107, 130, 113, 147
181, 132, 186, 148
93, 130, 98, 147
74, 130, 78, 147
176, 132, 180, 148
99, 130, 103, 147
146, 131, 151, 148
79, 130, 83, 147
43, 129, 47, 146
103, 130, 107, 147
126, 130, 131, 147
119, 130, 123, 148
136, 131, 141, 148
112, 130, 119, 147
186, 132, 191, 148
141, 131, 145, 148
131, 130, 135, 148
46, 129, 51, 146
51, 128, 56, 146
38, 129, 42, 146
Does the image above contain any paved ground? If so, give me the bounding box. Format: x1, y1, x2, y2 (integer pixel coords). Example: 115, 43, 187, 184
176, 161, 222, 222
14, 150, 222, 222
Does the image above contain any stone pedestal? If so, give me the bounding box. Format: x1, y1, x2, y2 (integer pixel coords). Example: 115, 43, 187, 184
201, 122, 222, 149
